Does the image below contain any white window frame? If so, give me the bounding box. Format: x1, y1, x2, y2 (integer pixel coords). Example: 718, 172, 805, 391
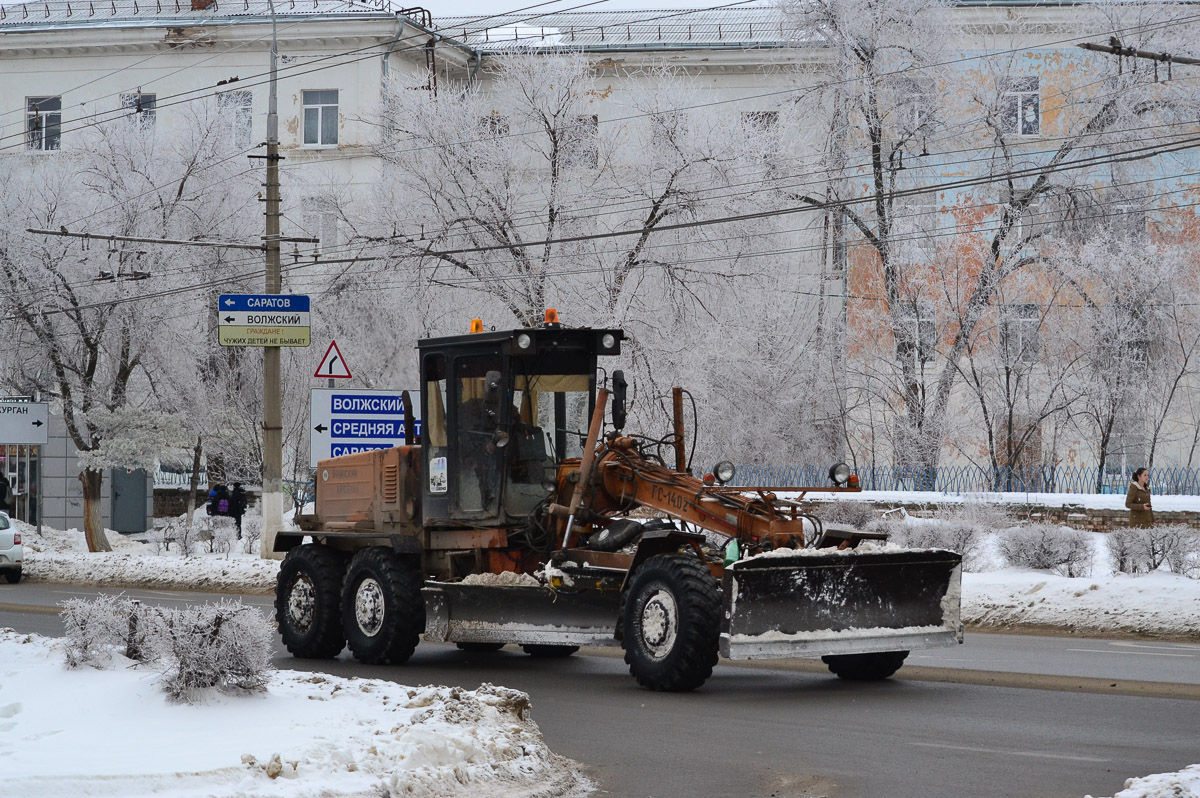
302, 89, 339, 148
897, 301, 937, 367
26, 96, 61, 151
302, 201, 339, 256
999, 77, 1040, 137
120, 92, 156, 130
999, 303, 1040, 364
218, 90, 254, 150
561, 114, 598, 169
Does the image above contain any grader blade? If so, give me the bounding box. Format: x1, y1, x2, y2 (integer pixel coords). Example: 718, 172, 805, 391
720, 549, 962, 660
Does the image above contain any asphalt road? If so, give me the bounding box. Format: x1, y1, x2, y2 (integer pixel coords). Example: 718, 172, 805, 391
3, 582, 1198, 798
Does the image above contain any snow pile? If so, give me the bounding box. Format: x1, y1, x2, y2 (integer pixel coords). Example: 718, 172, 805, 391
17, 518, 280, 594
0, 629, 590, 798
1088, 765, 1200, 798
961, 569, 1200, 637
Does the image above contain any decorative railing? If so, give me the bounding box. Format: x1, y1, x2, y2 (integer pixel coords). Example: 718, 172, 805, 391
731, 465, 1200, 496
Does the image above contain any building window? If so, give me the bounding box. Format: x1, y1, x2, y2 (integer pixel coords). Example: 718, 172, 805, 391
302, 201, 339, 256
27, 97, 61, 151
650, 111, 687, 155
561, 114, 598, 169
897, 301, 937, 366
302, 90, 338, 147
218, 90, 253, 149
741, 111, 778, 131
892, 192, 939, 262
120, 92, 156, 129
896, 77, 935, 135
999, 77, 1040, 136
1000, 303, 1040, 364
479, 112, 509, 137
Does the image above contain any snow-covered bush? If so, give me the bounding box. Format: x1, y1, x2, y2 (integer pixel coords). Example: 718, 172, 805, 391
241, 513, 262, 555
60, 594, 146, 668
1105, 528, 1142, 574
209, 517, 238, 556
151, 599, 274, 702
814, 500, 876, 529
998, 524, 1094, 577
939, 500, 1012, 532
60, 596, 274, 702
895, 521, 986, 571
1110, 525, 1200, 577
1165, 529, 1200, 578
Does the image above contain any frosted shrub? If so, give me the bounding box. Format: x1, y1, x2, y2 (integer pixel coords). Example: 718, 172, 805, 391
898, 522, 985, 571
1166, 529, 1200, 578
152, 600, 275, 702
61, 595, 156, 667
939, 501, 1012, 532
814, 500, 875, 529
1112, 525, 1200, 576
209, 518, 238, 556
999, 524, 1093, 577
1106, 529, 1142, 574
59, 597, 274, 702
241, 514, 262, 555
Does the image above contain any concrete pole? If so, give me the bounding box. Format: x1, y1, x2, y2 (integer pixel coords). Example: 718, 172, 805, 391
261, 0, 284, 559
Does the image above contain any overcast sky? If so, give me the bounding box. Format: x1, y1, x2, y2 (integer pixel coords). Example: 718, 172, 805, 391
429, 0, 770, 18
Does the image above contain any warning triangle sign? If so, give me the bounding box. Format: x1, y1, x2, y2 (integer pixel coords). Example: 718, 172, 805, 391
314, 341, 352, 379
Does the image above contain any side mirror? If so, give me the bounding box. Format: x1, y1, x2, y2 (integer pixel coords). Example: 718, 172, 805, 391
611, 370, 628, 431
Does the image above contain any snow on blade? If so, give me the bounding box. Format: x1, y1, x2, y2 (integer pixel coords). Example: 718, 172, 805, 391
0, 630, 590, 798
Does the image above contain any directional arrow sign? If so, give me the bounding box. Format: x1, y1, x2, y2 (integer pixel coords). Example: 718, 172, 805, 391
218, 294, 311, 347
0, 400, 49, 445
309, 388, 420, 467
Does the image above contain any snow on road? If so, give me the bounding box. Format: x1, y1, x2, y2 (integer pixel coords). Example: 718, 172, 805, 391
7, 517, 1200, 796
0, 629, 590, 798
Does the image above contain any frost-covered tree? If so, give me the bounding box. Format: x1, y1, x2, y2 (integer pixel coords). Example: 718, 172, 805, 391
0, 102, 259, 550
783, 0, 1200, 479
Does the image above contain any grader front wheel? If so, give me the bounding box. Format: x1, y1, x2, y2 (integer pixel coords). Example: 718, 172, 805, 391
621, 553, 721, 692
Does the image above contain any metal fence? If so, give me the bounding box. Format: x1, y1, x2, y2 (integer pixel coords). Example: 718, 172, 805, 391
731, 465, 1200, 496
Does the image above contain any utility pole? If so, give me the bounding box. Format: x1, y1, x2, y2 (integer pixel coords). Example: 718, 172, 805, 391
261, 0, 284, 558
1078, 39, 1200, 75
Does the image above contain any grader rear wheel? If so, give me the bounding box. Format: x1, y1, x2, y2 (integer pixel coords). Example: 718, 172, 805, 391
275, 544, 346, 659
342, 547, 425, 665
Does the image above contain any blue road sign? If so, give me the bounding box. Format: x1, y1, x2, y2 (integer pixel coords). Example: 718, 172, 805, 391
219, 294, 310, 313
310, 388, 421, 466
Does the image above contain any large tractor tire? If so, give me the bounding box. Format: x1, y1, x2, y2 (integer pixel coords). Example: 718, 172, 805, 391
275, 544, 346, 659
521, 644, 579, 658
622, 553, 721, 692
342, 547, 425, 665
822, 650, 909, 681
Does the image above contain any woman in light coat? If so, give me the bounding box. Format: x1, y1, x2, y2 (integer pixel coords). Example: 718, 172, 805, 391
1126, 467, 1154, 528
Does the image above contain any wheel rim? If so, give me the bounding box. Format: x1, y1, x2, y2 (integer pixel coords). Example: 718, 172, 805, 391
354, 577, 386, 637
286, 574, 316, 632
638, 587, 678, 661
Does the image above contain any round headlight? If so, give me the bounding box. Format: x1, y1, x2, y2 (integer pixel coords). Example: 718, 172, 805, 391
516, 333, 532, 349
601, 333, 616, 350
829, 462, 851, 485
714, 460, 736, 484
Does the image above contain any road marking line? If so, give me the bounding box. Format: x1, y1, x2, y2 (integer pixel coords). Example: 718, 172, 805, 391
911, 742, 1108, 763
0, 602, 61, 616
1067, 649, 1194, 658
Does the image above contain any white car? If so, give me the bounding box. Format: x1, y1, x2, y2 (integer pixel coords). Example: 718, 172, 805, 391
0, 512, 21, 584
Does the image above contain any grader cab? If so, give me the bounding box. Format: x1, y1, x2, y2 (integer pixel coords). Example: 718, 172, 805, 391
277, 314, 962, 692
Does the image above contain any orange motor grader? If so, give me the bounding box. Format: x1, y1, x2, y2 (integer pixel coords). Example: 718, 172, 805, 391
276, 314, 962, 692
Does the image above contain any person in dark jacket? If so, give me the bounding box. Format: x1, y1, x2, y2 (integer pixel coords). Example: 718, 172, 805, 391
1126, 467, 1154, 528
230, 483, 247, 539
